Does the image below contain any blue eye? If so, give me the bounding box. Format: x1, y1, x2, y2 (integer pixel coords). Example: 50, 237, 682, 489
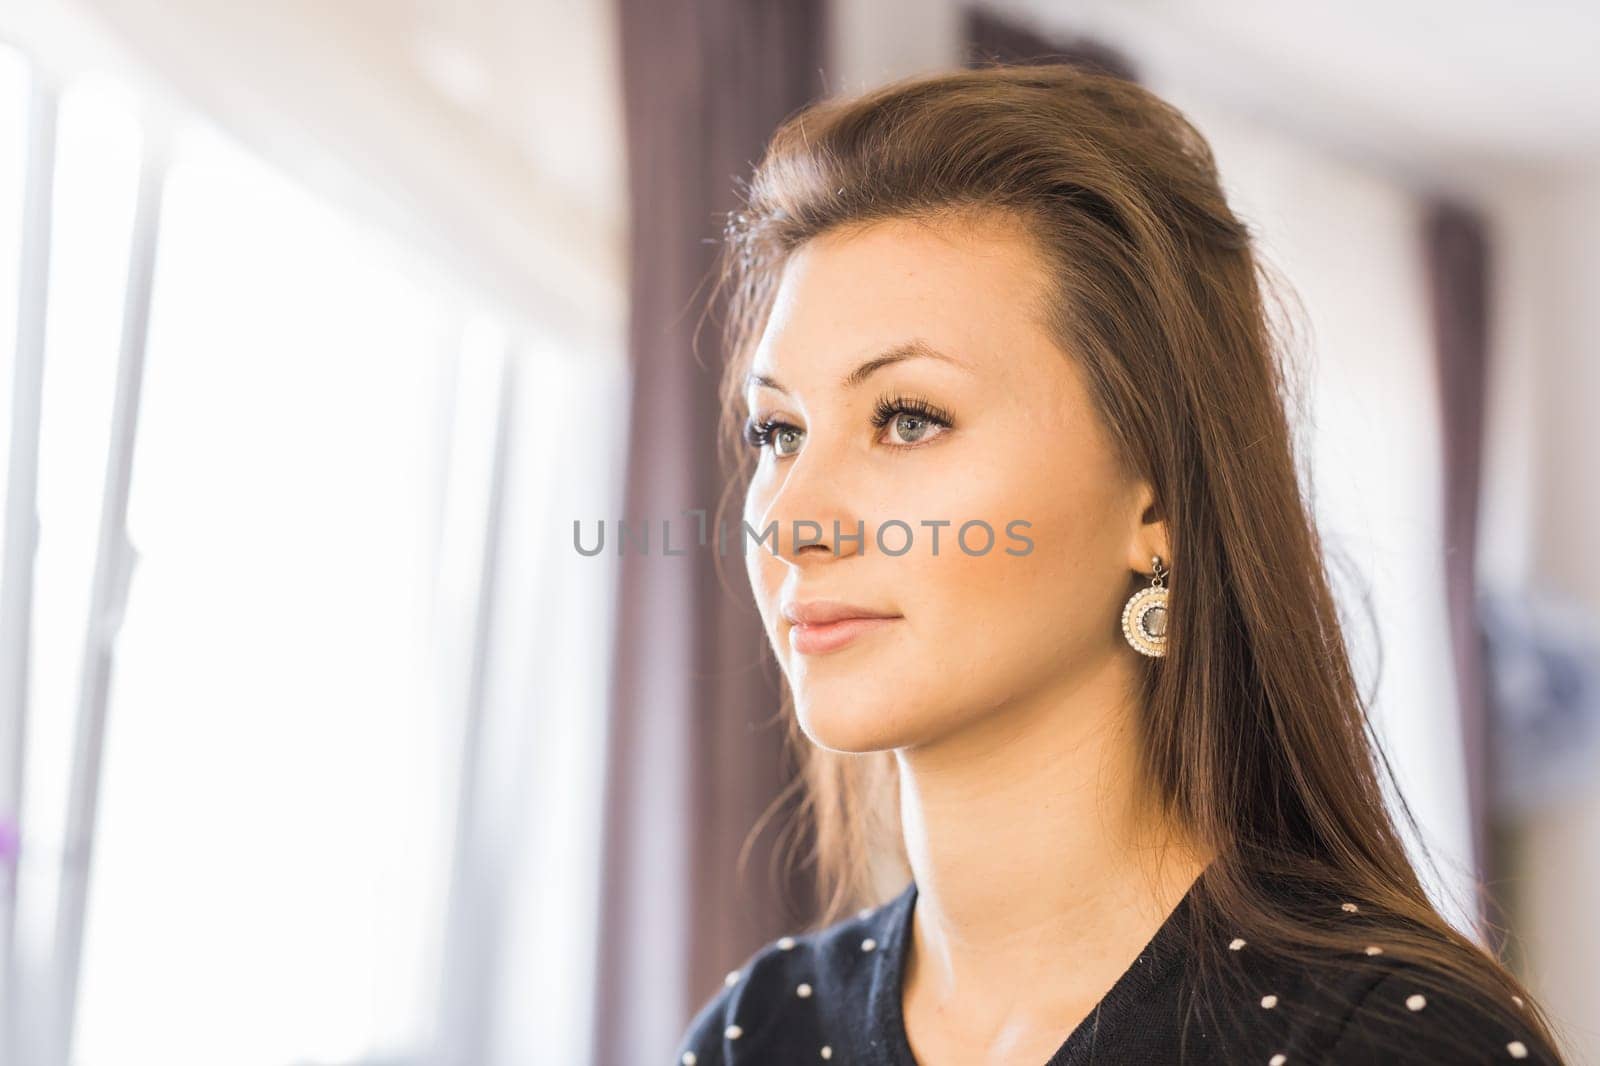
870, 394, 954, 447
743, 417, 805, 457
743, 394, 953, 459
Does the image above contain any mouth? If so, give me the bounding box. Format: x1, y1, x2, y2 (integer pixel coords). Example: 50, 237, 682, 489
780, 599, 902, 656
787, 616, 900, 655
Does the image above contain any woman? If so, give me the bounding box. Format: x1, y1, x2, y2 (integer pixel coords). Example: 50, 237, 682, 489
674, 62, 1565, 1065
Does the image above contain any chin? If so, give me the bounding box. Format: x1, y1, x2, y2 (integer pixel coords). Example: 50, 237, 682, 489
789, 676, 927, 754
795, 704, 902, 754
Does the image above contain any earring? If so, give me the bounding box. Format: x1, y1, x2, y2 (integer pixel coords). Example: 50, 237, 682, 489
1121, 554, 1169, 658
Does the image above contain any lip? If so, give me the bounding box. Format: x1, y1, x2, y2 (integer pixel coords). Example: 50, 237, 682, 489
780, 599, 902, 655
780, 599, 900, 626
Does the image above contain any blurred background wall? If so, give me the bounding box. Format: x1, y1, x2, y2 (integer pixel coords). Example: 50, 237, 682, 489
0, 1, 1596, 1064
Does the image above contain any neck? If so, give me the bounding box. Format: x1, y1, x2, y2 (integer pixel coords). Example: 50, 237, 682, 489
894, 648, 1212, 1040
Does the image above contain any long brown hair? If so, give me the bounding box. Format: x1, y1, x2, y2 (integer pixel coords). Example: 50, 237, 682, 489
707, 61, 1563, 1059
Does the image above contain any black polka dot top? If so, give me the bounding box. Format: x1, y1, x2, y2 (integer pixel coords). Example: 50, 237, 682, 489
673, 877, 1563, 1065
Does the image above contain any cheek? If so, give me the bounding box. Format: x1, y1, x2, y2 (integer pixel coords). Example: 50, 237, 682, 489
742, 488, 781, 617
733, 418, 1131, 750
901, 448, 1128, 697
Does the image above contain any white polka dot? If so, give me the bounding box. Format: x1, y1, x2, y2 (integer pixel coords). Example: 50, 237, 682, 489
1260, 994, 1278, 1009
1406, 994, 1427, 1011
1341, 902, 1359, 913
1364, 945, 1383, 956
1269, 1055, 1287, 1066
1228, 937, 1246, 951
861, 937, 877, 952
1508, 1040, 1528, 1059
857, 907, 873, 919
778, 935, 797, 950
797, 982, 813, 998
1511, 995, 1524, 1008
821, 1047, 834, 1060
724, 969, 740, 987
725, 1023, 743, 1039
681, 1053, 697, 1065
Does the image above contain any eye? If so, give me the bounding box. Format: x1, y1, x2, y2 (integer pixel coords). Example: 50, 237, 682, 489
743, 416, 805, 457
744, 395, 953, 458
870, 393, 953, 448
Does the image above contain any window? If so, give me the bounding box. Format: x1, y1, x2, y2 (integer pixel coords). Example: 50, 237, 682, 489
1, 38, 623, 1066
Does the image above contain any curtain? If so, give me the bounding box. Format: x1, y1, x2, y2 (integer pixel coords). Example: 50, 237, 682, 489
1423, 200, 1495, 928
595, 2, 827, 1063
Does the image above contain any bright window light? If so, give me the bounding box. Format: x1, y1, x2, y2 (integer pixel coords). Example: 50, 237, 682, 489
2, 35, 624, 1066
69, 110, 466, 1066
0, 44, 29, 522
14, 73, 143, 1049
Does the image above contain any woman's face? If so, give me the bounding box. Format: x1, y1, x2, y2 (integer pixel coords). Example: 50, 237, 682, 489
742, 213, 1164, 754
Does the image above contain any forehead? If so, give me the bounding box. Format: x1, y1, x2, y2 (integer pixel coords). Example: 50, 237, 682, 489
750, 214, 1056, 382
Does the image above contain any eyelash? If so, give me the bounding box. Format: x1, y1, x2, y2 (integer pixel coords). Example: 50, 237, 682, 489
742, 393, 954, 454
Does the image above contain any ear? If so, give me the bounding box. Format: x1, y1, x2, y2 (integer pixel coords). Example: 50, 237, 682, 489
1127, 480, 1170, 576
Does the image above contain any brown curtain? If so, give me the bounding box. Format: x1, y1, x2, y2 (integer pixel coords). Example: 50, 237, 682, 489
1423, 199, 1496, 933
593, 2, 827, 1063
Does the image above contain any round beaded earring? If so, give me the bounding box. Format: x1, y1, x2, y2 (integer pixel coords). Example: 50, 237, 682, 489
1121, 554, 1170, 658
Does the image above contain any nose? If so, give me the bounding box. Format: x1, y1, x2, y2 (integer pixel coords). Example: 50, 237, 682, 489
751, 450, 866, 568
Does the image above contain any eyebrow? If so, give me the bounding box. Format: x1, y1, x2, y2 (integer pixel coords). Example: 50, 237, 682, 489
745, 338, 969, 396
